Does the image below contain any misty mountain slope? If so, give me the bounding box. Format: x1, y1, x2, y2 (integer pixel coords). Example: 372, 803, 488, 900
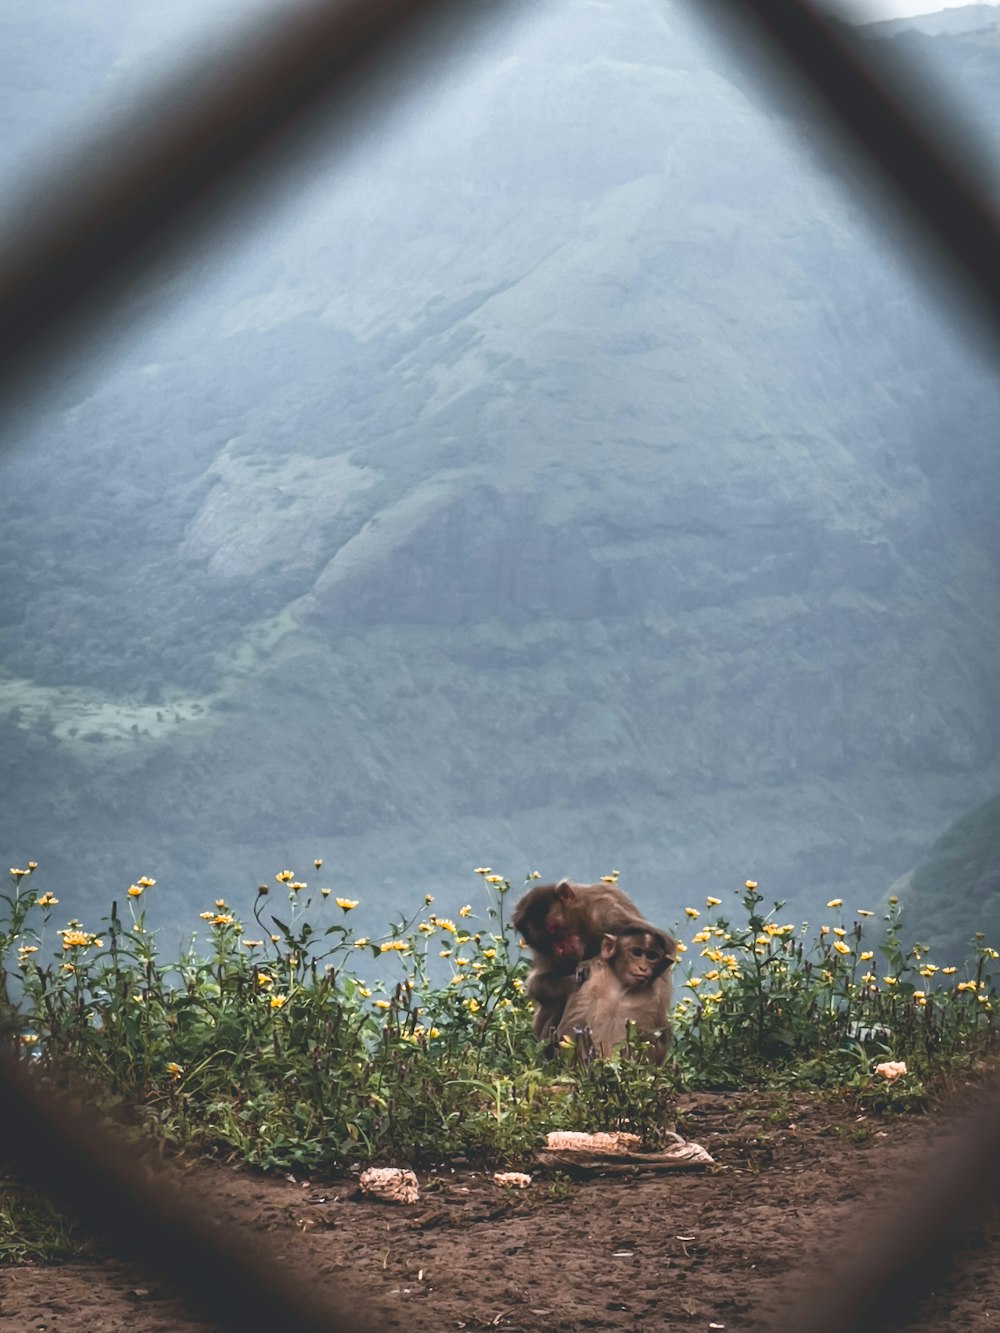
891, 794, 1000, 962
1, 0, 999, 933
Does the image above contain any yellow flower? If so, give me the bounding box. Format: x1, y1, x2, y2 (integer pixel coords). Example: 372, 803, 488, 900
912, 990, 925, 1000
26, 861, 37, 871
706, 896, 721, 907
275, 871, 293, 884
826, 898, 843, 909
436, 918, 457, 935
61, 963, 75, 973
36, 892, 59, 907
473, 867, 491, 876
166, 1062, 183, 1080
466, 998, 480, 1013
684, 908, 700, 919
373, 999, 391, 1010
257, 973, 274, 988
957, 980, 978, 993
137, 876, 156, 888
859, 950, 874, 961
883, 976, 898, 986
356, 986, 371, 998
686, 977, 702, 989
9, 868, 27, 880
833, 941, 851, 956
819, 926, 830, 936
127, 884, 143, 897
485, 875, 503, 885
888, 896, 899, 906
601, 871, 620, 883
459, 905, 472, 918
380, 940, 408, 953
20, 1033, 39, 1046
199, 911, 214, 920
270, 994, 287, 1010
335, 897, 358, 911
17, 945, 38, 959
704, 969, 720, 982
692, 930, 711, 944
745, 880, 758, 890
427, 1027, 441, 1039
354, 938, 369, 948
212, 914, 233, 926
942, 967, 957, 976
314, 859, 323, 869
861, 972, 876, 984
832, 927, 846, 938
60, 930, 91, 950
454, 957, 470, 968
242, 939, 263, 949
482, 948, 496, 960
418, 922, 435, 935
321, 888, 330, 897
290, 881, 307, 893
764, 923, 783, 936
919, 965, 938, 977
856, 909, 874, 917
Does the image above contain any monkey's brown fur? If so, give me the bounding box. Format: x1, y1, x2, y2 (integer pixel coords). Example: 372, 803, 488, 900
557, 926, 674, 1062
511, 879, 675, 1041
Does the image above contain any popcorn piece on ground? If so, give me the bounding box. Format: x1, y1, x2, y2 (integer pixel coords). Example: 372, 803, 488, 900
492, 1171, 531, 1189
874, 1060, 907, 1081
359, 1167, 420, 1204
545, 1130, 642, 1154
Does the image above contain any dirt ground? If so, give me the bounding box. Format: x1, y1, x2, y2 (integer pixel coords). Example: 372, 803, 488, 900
2, 1087, 999, 1333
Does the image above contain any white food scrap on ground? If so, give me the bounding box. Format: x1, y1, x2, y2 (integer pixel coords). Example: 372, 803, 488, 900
359, 1167, 420, 1204
874, 1061, 907, 1081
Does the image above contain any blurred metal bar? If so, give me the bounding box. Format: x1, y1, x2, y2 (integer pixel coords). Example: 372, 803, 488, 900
768, 1079, 1000, 1332
706, 0, 999, 338
0, 1052, 377, 1333
0, 0, 513, 406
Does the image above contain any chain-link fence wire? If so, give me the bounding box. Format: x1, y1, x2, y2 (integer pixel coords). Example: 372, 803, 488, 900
0, 0, 998, 1328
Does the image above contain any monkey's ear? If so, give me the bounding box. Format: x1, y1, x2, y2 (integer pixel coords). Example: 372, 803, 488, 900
555, 880, 577, 903
600, 933, 617, 960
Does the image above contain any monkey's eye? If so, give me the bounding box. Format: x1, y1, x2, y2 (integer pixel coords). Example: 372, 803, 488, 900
629, 948, 662, 962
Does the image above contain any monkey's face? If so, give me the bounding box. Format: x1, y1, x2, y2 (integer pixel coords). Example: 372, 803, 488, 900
543, 911, 584, 962
613, 931, 669, 988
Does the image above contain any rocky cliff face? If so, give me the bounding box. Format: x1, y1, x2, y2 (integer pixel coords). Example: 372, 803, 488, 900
1, 0, 998, 932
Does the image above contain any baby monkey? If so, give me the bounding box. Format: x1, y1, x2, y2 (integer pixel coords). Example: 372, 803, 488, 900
556, 925, 675, 1062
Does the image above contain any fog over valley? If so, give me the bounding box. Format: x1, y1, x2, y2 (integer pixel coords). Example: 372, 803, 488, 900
1, 0, 999, 953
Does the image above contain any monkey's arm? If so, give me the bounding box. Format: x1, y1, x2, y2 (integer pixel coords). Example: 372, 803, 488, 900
525, 965, 579, 1005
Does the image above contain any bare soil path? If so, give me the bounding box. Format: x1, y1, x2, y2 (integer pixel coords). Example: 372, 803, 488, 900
2, 1089, 998, 1332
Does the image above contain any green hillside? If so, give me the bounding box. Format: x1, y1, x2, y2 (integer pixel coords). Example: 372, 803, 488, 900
893, 795, 1000, 960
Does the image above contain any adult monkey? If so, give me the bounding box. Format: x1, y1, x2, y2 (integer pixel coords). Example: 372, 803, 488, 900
512, 879, 672, 1040
556, 925, 676, 1062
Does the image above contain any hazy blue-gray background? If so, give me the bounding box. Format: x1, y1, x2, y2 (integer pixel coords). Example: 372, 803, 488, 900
1, 0, 998, 953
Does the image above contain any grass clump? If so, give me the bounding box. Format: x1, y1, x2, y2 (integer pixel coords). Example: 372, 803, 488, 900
670, 879, 998, 1099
